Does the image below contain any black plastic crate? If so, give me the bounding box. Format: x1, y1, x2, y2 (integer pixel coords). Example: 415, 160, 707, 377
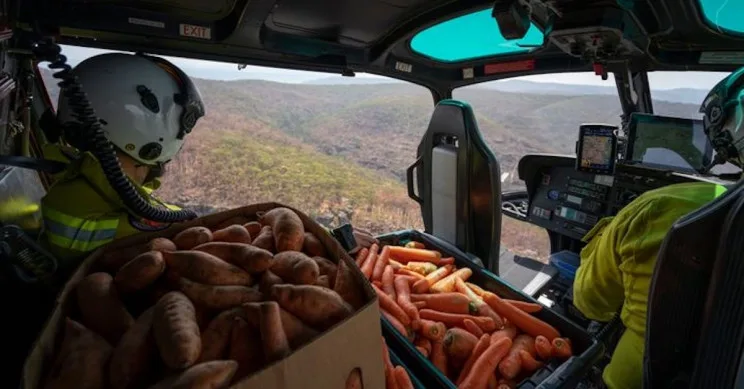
388, 342, 427, 389
377, 230, 605, 389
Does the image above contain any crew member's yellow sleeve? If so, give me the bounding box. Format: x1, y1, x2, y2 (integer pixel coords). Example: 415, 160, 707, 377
573, 215, 630, 322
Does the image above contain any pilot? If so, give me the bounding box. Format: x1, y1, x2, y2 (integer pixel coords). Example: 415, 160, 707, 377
40, 52, 377, 271
571, 67, 744, 389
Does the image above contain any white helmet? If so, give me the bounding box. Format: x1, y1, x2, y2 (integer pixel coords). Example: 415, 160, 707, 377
57, 52, 205, 165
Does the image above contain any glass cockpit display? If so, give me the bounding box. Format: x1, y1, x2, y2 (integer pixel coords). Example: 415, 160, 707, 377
625, 113, 713, 173
575, 124, 618, 174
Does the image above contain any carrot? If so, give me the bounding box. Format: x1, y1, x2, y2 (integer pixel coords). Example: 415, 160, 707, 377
395, 275, 419, 286
380, 266, 397, 300
398, 268, 426, 280
258, 301, 291, 363
491, 322, 518, 344
360, 244, 379, 279
535, 335, 552, 360
552, 337, 573, 359
466, 282, 487, 297
389, 259, 404, 271
439, 257, 455, 266
454, 277, 505, 328
418, 319, 447, 342
373, 281, 382, 288
459, 337, 513, 389
372, 284, 411, 326
415, 346, 429, 357
519, 349, 544, 373
382, 309, 411, 340
355, 248, 369, 266
405, 241, 426, 249
411, 264, 453, 293
498, 334, 536, 379
504, 299, 543, 313
393, 366, 414, 389
497, 379, 517, 389
405, 261, 438, 275
388, 246, 442, 264
483, 292, 560, 341
412, 301, 426, 309
381, 337, 398, 389
456, 334, 490, 385
430, 268, 473, 294
430, 340, 448, 376
409, 293, 474, 315
462, 318, 484, 337
419, 309, 497, 332
372, 245, 391, 282
443, 328, 479, 361
488, 375, 499, 389
394, 276, 419, 322
414, 337, 432, 357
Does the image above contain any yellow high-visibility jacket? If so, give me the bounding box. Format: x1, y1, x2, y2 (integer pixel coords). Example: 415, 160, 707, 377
573, 181, 727, 389
40, 144, 179, 271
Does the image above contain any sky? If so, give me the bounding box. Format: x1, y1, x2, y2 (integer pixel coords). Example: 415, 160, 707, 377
56, 45, 730, 90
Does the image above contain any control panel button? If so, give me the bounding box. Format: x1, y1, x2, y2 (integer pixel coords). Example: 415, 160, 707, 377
547, 190, 560, 200
542, 174, 551, 185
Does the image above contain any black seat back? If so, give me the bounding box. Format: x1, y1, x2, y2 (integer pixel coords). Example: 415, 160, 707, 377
644, 181, 744, 389
406, 99, 502, 273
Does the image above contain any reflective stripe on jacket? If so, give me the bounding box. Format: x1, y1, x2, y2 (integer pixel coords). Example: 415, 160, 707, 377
573, 181, 727, 389
40, 144, 179, 269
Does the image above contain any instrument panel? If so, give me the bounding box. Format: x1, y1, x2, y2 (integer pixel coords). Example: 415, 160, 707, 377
518, 155, 701, 241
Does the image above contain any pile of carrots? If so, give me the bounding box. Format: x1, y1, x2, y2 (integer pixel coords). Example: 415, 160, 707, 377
356, 241, 575, 389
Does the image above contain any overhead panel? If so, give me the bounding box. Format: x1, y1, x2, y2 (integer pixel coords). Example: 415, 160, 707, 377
65, 0, 238, 20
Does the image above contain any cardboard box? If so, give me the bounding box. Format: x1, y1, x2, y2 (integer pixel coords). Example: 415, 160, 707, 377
23, 203, 385, 389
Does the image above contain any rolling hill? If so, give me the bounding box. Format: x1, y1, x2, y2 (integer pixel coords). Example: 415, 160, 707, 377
38, 67, 701, 260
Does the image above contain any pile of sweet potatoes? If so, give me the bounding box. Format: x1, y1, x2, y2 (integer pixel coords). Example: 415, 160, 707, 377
356, 241, 575, 389
41, 207, 367, 389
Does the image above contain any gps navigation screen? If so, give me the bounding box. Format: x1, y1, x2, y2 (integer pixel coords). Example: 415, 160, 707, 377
577, 125, 616, 174
627, 114, 712, 173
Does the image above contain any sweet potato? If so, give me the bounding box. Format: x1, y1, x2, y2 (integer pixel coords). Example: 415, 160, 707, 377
212, 224, 252, 244
43, 318, 112, 389
76, 272, 134, 345
242, 303, 320, 349
198, 308, 243, 362
162, 251, 252, 286
115, 251, 166, 293
303, 232, 328, 257
193, 241, 275, 273
152, 292, 201, 369
173, 226, 213, 250
251, 225, 275, 252
270, 251, 320, 285
312, 256, 338, 281
109, 307, 156, 389
259, 207, 305, 252
177, 277, 262, 310
213, 216, 251, 231
271, 284, 354, 330
334, 259, 365, 309
148, 360, 237, 389
243, 221, 262, 238
259, 270, 283, 295
97, 237, 176, 272
316, 275, 331, 288
228, 317, 262, 381
257, 301, 291, 362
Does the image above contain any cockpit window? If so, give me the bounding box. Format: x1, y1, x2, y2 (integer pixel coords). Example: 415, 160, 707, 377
698, 0, 744, 35
409, 8, 545, 63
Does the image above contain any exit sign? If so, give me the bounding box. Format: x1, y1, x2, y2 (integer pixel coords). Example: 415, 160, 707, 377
179, 24, 212, 40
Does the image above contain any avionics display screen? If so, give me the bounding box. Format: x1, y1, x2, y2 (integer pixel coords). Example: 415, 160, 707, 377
576, 124, 617, 174
626, 113, 712, 173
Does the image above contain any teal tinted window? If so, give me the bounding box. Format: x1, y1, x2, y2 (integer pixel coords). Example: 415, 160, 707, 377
698, 0, 744, 34
410, 9, 544, 63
